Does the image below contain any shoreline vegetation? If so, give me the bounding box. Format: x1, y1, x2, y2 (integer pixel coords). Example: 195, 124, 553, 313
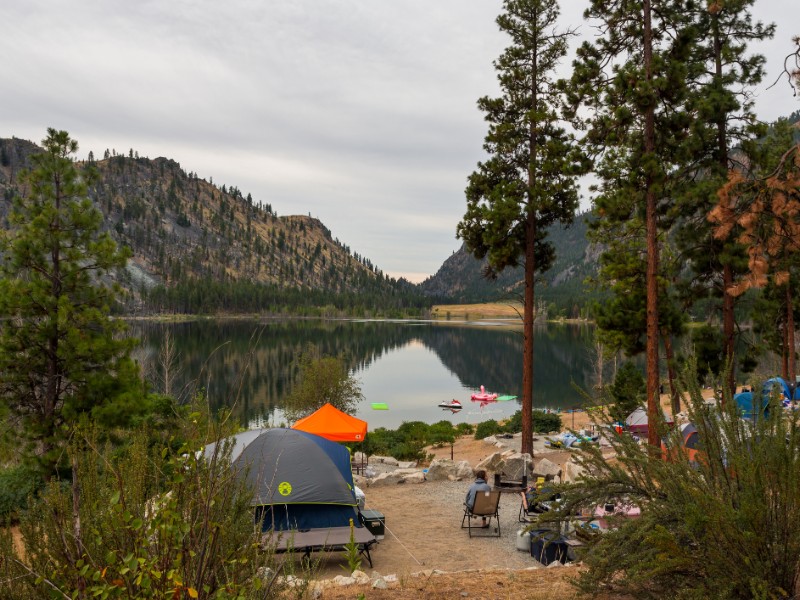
121, 303, 592, 324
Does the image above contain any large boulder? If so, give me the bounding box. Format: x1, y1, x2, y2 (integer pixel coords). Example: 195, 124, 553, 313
455, 461, 474, 480
476, 452, 504, 474
562, 458, 586, 483
425, 458, 461, 481
532, 457, 562, 481
496, 452, 533, 480
402, 471, 426, 484
367, 468, 421, 487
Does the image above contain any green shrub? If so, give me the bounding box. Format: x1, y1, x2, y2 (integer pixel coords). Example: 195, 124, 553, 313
388, 441, 426, 461
456, 422, 475, 436
427, 420, 456, 445
532, 410, 562, 433
0, 421, 283, 599
0, 464, 43, 523
396, 420, 429, 442
502, 410, 563, 434
364, 427, 397, 457
474, 420, 501, 440
365, 427, 426, 461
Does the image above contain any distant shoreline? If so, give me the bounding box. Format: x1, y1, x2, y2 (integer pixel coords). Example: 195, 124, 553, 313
431, 302, 591, 325
120, 308, 593, 326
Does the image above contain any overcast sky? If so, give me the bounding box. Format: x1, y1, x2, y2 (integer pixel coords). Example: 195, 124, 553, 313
1, 1, 797, 282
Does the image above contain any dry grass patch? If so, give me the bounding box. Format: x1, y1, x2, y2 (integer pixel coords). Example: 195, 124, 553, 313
309, 566, 586, 600
431, 303, 523, 320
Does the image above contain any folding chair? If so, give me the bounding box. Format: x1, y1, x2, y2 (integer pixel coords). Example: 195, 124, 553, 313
519, 487, 561, 522
461, 489, 501, 537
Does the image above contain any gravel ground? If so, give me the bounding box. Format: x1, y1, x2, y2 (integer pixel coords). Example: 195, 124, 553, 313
312, 477, 554, 580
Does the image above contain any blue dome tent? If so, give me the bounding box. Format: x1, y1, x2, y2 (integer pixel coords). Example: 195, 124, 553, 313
204, 428, 360, 532
734, 377, 794, 420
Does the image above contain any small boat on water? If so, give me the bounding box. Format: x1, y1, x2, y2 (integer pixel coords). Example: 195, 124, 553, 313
470, 385, 498, 402
438, 399, 463, 409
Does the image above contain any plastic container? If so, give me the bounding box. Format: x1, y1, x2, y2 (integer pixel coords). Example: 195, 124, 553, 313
515, 529, 531, 551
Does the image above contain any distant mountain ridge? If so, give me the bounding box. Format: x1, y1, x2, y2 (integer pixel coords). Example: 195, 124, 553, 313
1, 135, 601, 314
0, 136, 423, 312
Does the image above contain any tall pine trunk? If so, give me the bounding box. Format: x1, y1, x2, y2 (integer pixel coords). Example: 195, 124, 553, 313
714, 13, 737, 399
643, 0, 661, 448
787, 282, 796, 390
662, 331, 680, 416
523, 218, 535, 456
44, 177, 63, 475
521, 35, 539, 457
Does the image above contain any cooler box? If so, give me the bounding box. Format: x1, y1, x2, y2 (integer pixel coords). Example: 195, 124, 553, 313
360, 510, 385, 540
529, 530, 569, 565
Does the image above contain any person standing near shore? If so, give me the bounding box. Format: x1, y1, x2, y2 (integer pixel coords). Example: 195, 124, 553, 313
465, 469, 492, 527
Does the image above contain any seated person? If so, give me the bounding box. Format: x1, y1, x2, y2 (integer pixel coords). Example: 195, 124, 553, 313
520, 482, 535, 507
521, 482, 560, 515
464, 469, 492, 527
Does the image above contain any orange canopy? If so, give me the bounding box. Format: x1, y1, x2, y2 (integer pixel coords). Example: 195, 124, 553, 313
291, 403, 367, 443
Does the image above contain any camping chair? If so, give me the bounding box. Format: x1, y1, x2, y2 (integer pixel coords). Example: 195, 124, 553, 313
519, 487, 561, 523
461, 490, 501, 537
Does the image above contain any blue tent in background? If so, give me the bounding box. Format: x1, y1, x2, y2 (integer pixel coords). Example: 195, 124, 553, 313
204, 428, 360, 531
734, 377, 795, 419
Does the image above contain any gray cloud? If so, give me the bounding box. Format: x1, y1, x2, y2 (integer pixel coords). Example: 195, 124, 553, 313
1, 0, 796, 281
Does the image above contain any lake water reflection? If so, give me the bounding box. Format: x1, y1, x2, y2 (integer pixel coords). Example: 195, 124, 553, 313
130, 319, 597, 430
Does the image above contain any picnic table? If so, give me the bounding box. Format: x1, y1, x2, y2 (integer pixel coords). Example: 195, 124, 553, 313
263, 526, 378, 567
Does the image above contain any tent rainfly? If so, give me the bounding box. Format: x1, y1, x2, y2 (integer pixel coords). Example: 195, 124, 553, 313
625, 406, 674, 436
203, 428, 361, 531
291, 402, 367, 442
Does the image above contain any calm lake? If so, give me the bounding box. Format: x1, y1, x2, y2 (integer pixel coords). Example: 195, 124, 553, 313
130, 319, 598, 430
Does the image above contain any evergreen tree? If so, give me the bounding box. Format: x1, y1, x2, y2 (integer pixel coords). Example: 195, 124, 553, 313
710, 120, 800, 384
609, 362, 646, 424
457, 0, 587, 455
0, 129, 141, 475
673, 0, 773, 395
565, 0, 695, 446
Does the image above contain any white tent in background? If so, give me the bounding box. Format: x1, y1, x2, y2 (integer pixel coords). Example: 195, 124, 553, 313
625, 406, 674, 436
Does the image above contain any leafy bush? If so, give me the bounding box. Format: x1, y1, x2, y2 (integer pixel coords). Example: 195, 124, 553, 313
365, 426, 426, 461
548, 363, 800, 599
456, 422, 475, 436
396, 420, 429, 443
474, 420, 502, 440
428, 420, 456, 446
0, 464, 43, 523
0, 420, 283, 599
502, 410, 562, 434
532, 410, 562, 433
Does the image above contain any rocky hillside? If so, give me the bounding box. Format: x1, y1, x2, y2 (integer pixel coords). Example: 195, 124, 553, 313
420, 214, 602, 316
0, 137, 422, 312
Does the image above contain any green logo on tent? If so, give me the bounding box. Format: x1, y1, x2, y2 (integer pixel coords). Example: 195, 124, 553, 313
278, 482, 292, 496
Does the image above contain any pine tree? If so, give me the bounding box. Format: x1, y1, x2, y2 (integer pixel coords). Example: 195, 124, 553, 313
673, 0, 773, 395
0, 129, 142, 475
457, 0, 587, 455
565, 0, 695, 446
710, 120, 800, 385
